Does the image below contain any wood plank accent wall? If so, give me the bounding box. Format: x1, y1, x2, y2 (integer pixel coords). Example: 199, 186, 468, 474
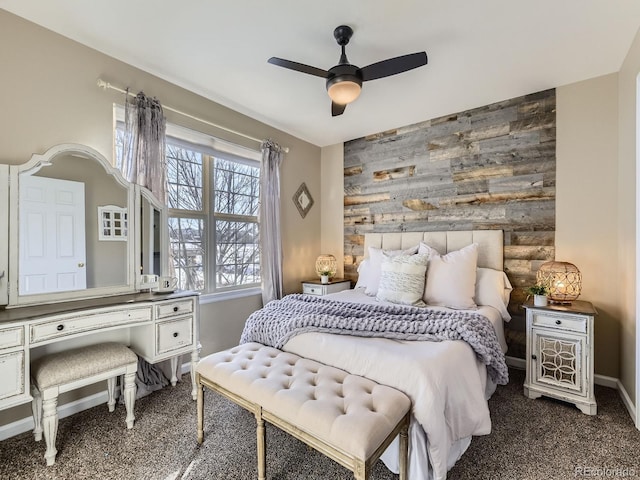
343, 89, 556, 353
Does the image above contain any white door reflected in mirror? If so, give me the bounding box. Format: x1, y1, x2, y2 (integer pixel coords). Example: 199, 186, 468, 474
19, 176, 87, 295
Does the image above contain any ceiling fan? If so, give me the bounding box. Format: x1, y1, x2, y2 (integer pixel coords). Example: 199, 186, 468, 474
268, 25, 428, 117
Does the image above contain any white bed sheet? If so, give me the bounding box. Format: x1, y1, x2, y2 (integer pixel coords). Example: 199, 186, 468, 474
282, 289, 506, 480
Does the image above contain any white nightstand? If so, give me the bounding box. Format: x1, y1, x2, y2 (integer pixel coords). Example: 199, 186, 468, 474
523, 299, 597, 415
301, 279, 351, 296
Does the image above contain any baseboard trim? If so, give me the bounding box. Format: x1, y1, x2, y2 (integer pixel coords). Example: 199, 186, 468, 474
594, 373, 618, 389
616, 379, 636, 422
0, 362, 193, 441
505, 355, 525, 369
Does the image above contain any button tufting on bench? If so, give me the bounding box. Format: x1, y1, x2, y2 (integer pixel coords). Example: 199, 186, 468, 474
196, 342, 410, 480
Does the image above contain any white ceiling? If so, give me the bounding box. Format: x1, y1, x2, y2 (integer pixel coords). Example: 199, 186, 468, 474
3, 1, 640, 147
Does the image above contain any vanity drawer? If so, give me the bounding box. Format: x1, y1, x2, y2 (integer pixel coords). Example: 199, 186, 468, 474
0, 326, 24, 350
0, 350, 25, 401
156, 316, 194, 355
531, 312, 587, 333
31, 305, 152, 344
156, 300, 193, 319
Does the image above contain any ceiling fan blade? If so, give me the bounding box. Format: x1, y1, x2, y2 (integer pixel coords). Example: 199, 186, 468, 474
268, 57, 329, 78
359, 52, 428, 82
332, 102, 346, 117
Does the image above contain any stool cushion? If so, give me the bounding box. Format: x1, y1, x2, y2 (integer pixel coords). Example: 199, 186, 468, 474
32, 342, 138, 390
197, 342, 411, 459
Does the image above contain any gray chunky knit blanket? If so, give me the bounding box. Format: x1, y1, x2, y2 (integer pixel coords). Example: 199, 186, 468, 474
240, 294, 508, 385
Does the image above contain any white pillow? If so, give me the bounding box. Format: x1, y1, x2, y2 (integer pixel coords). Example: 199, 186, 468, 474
364, 245, 418, 296
475, 267, 513, 321
376, 253, 430, 306
354, 259, 370, 289
422, 242, 479, 309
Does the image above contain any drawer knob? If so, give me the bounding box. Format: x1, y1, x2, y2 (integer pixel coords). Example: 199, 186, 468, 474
173, 332, 178, 338
173, 306, 179, 312
56, 324, 64, 331
555, 320, 562, 325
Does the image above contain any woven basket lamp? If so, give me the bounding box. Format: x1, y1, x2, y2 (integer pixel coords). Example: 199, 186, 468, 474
315, 254, 337, 279
536, 261, 582, 304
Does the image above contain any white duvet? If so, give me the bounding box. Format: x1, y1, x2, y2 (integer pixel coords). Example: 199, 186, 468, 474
283, 289, 507, 480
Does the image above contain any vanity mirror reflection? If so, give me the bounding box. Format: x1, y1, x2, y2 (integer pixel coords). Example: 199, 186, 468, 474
135, 185, 169, 289
1, 143, 168, 307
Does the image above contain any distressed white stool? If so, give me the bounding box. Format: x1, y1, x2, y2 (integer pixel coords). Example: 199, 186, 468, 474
30, 342, 138, 466
197, 342, 411, 480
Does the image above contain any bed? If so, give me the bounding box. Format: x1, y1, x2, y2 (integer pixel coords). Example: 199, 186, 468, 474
241, 230, 511, 480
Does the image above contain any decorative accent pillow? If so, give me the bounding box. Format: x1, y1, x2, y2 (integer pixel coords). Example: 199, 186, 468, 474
422, 243, 479, 309
364, 245, 419, 296
376, 253, 430, 306
475, 267, 513, 321
354, 259, 370, 289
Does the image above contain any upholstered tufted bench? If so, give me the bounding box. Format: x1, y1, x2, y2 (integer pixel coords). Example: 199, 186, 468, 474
196, 342, 411, 480
30, 342, 138, 466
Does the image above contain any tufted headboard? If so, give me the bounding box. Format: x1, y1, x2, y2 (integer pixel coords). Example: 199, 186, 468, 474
363, 230, 504, 271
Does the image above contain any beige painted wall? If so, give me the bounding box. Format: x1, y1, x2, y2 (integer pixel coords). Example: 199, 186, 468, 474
618, 26, 640, 409
0, 10, 321, 428
556, 74, 620, 378
320, 144, 345, 278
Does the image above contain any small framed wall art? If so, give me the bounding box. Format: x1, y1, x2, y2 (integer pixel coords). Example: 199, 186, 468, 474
293, 182, 314, 218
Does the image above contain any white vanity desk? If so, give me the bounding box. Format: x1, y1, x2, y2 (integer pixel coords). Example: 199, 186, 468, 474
0, 143, 202, 416
0, 290, 201, 412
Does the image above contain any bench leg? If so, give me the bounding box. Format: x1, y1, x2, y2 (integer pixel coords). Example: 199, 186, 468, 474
42, 390, 59, 466
107, 377, 117, 412
399, 420, 409, 480
123, 371, 136, 429
255, 408, 266, 480
31, 385, 43, 442
354, 460, 368, 480
196, 374, 204, 444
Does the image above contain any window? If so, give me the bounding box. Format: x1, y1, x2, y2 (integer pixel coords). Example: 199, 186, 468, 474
115, 112, 261, 295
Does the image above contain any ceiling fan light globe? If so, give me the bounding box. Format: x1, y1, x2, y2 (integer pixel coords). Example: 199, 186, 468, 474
327, 80, 361, 105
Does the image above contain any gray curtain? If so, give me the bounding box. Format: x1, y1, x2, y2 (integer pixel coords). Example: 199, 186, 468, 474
260, 140, 284, 305
120, 91, 167, 203
119, 91, 171, 396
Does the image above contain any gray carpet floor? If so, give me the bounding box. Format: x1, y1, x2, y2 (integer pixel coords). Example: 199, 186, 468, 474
1, 368, 639, 480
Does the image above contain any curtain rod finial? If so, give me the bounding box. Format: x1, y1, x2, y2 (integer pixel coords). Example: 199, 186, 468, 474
97, 78, 109, 90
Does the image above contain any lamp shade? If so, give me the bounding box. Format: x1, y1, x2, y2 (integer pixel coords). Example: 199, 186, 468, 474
327, 77, 362, 105
315, 254, 337, 278
536, 261, 582, 304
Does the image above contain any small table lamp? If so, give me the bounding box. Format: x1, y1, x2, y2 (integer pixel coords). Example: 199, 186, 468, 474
315, 254, 337, 284
536, 261, 582, 304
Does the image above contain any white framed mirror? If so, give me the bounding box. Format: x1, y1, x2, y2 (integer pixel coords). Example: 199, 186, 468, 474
0, 164, 8, 305
8, 144, 136, 306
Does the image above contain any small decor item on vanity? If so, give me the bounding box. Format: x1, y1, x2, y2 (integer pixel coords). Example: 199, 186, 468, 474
315, 254, 337, 284
156, 276, 178, 293
536, 261, 582, 304
526, 284, 548, 307
139, 274, 159, 292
